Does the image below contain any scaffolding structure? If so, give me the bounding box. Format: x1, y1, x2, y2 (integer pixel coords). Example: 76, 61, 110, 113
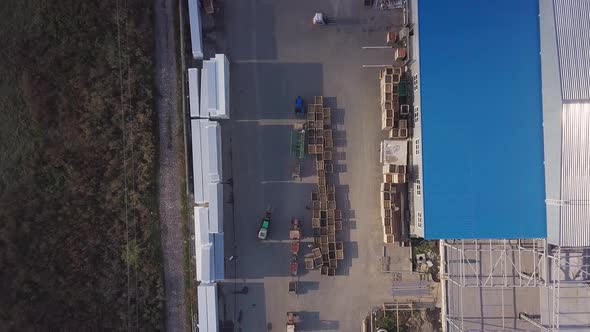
442, 239, 590, 332
545, 246, 590, 331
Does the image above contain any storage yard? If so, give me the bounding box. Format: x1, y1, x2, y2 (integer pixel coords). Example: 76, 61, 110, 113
217, 1, 426, 331
182, 0, 590, 331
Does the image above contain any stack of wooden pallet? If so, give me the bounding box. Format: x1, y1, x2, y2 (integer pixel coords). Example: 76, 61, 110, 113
307, 96, 343, 276
380, 67, 402, 130
380, 183, 401, 243
389, 119, 409, 139
383, 164, 407, 184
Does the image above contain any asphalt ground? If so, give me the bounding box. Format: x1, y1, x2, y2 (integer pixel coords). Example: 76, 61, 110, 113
213, 1, 406, 331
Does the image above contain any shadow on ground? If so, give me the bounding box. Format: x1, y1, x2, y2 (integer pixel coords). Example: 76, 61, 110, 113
297, 311, 340, 331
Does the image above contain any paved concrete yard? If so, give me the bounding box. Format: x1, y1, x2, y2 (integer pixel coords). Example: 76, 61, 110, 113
220, 1, 404, 331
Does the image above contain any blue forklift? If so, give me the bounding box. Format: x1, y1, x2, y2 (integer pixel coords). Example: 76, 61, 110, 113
294, 96, 305, 116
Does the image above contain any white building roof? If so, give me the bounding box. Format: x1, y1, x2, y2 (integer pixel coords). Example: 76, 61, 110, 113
541, 0, 590, 247
558, 103, 590, 246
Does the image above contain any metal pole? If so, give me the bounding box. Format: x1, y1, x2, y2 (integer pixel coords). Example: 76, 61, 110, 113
490, 240, 493, 287
519, 313, 548, 331
460, 240, 465, 331
476, 239, 480, 287
518, 239, 523, 287
362, 46, 394, 49
362, 64, 393, 68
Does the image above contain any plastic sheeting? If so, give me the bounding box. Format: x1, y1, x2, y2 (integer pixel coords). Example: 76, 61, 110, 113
187, 0, 203, 59
208, 182, 223, 234
188, 68, 200, 118
194, 206, 211, 247
197, 244, 213, 283
199, 120, 221, 183
201, 61, 218, 117
207, 122, 222, 183
197, 284, 219, 332
200, 55, 230, 119
191, 120, 205, 203
212, 54, 230, 119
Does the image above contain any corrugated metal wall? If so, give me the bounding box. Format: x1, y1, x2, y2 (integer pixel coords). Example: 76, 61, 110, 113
559, 103, 590, 246
554, 0, 590, 101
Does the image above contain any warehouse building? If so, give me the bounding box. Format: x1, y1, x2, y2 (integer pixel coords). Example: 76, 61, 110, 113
538, 0, 590, 329
409, 0, 546, 240
409, 0, 590, 330
540, 0, 590, 248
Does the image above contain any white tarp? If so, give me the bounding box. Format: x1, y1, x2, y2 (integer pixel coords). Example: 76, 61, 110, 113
213, 233, 224, 280
199, 120, 222, 183
199, 65, 210, 119
205, 284, 218, 331
197, 244, 213, 283
206, 121, 222, 182
199, 120, 212, 201
191, 120, 205, 203
194, 206, 211, 248
197, 285, 209, 329
212, 54, 230, 119
187, 0, 203, 59
202, 60, 218, 117
188, 68, 200, 118
200, 55, 230, 119
197, 284, 219, 332
208, 182, 223, 233
380, 139, 408, 165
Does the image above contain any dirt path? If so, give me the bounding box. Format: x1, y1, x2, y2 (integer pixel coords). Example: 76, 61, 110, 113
153, 0, 187, 330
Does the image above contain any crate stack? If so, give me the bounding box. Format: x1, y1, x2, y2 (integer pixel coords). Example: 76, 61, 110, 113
381, 183, 395, 243
389, 118, 409, 139
380, 67, 402, 130
307, 96, 343, 276
380, 183, 402, 243
383, 164, 407, 185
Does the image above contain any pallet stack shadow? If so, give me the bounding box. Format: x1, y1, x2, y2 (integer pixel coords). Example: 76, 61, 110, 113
305, 96, 344, 276
380, 67, 409, 244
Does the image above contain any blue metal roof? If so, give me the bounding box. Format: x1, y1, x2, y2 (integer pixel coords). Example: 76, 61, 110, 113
418, 0, 547, 239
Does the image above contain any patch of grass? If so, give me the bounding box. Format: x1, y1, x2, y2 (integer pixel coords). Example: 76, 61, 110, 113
172, 0, 196, 329
0, 0, 164, 329
413, 239, 438, 256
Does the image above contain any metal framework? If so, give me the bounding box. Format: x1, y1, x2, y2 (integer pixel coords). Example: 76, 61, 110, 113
545, 246, 590, 331
443, 239, 546, 288
442, 239, 590, 332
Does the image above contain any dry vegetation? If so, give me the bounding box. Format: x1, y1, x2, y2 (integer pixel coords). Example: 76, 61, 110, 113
0, 0, 165, 329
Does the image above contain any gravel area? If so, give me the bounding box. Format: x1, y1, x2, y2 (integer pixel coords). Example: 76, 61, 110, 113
153, 0, 187, 330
